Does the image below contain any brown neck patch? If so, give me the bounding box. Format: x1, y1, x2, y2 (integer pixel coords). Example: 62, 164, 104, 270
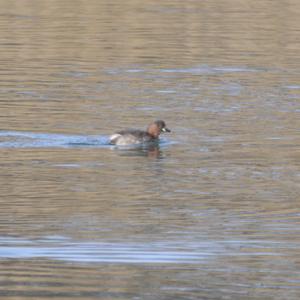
147, 123, 160, 138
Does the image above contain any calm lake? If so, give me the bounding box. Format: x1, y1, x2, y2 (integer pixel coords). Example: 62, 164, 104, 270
0, 0, 300, 299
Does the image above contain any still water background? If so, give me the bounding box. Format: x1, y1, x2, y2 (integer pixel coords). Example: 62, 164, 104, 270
0, 0, 300, 299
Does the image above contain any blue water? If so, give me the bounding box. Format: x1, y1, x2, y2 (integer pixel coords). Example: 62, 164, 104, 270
0, 236, 211, 264
0, 235, 293, 264
0, 131, 174, 152
0, 131, 108, 148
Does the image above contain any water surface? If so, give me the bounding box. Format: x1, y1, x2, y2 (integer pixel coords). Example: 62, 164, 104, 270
0, 0, 300, 299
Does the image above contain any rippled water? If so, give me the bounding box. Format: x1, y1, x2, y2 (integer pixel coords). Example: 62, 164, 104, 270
0, 0, 300, 299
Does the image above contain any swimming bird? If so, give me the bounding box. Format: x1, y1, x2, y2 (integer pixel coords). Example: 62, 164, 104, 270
109, 120, 170, 146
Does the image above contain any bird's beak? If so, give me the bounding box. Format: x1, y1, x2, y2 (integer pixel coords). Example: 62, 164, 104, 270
162, 127, 171, 133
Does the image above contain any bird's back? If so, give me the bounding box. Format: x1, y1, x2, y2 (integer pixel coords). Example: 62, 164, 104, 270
109, 129, 154, 145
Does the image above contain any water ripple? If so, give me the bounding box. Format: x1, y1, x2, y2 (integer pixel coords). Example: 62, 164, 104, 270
0, 236, 298, 264
0, 237, 212, 264
0, 131, 108, 148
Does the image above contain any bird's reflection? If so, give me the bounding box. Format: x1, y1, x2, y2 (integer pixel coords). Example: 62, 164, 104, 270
114, 143, 164, 159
